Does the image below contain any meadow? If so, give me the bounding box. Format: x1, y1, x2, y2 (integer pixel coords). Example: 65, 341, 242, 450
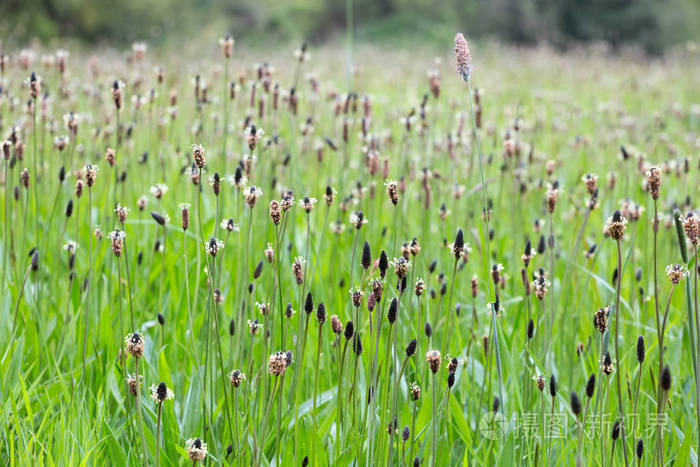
1, 37, 700, 465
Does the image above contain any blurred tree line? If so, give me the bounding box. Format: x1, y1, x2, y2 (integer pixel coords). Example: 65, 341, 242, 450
1, 0, 698, 54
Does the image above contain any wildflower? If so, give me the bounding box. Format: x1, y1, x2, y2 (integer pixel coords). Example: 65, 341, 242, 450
349, 211, 368, 229
63, 240, 78, 254
582, 173, 598, 195
298, 196, 317, 212
535, 375, 545, 391
209, 173, 221, 196
601, 351, 614, 375
593, 306, 609, 334
521, 240, 536, 266
292, 257, 306, 285
324, 185, 336, 205
546, 182, 559, 213
125, 332, 145, 358
221, 217, 239, 232
256, 302, 270, 316
285, 303, 296, 319
114, 204, 129, 223
264, 243, 274, 262
350, 286, 363, 307
126, 374, 141, 396
410, 238, 421, 256
108, 229, 126, 257
645, 165, 661, 200
269, 200, 282, 225
27, 72, 41, 99
331, 315, 343, 334
665, 263, 688, 284
228, 369, 246, 388
178, 203, 190, 230
683, 212, 700, 245
83, 163, 98, 187
186, 438, 207, 462
426, 350, 442, 374
112, 80, 124, 109
454, 33, 471, 82
605, 210, 627, 240
150, 183, 168, 199
385, 179, 399, 205
105, 148, 116, 166
294, 42, 310, 62
54, 136, 69, 151
268, 351, 287, 376
150, 382, 174, 403
137, 196, 147, 211
192, 144, 205, 168
415, 278, 425, 297
227, 168, 246, 188
244, 124, 263, 150
280, 192, 295, 211
248, 319, 263, 335
219, 33, 235, 58
243, 185, 263, 207
214, 289, 224, 304
409, 382, 421, 400
391, 257, 410, 279
533, 269, 550, 300
207, 238, 224, 257
448, 228, 470, 260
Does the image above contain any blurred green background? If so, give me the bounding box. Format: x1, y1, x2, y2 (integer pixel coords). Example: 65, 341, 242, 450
1, 0, 699, 54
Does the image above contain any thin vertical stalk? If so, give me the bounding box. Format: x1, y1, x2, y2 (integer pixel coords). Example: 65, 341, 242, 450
613, 239, 629, 466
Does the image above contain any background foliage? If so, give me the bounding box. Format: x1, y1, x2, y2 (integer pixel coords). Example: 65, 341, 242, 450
1, 0, 699, 54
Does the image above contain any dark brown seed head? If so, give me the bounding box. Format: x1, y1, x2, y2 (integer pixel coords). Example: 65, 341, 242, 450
611, 420, 621, 440
637, 335, 645, 363
549, 374, 557, 397
405, 339, 417, 357
353, 334, 363, 355
593, 306, 609, 334
661, 365, 672, 391
387, 298, 398, 323
344, 321, 354, 340
304, 292, 313, 314
316, 302, 326, 325
585, 373, 596, 398
536, 375, 545, 391
361, 241, 372, 269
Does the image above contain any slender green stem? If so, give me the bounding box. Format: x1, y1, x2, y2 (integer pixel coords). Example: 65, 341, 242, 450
613, 239, 628, 466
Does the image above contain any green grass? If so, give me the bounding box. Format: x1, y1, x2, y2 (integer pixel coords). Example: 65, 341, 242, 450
1, 41, 700, 465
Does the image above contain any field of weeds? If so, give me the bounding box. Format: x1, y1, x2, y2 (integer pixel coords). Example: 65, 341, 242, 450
1, 38, 700, 465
